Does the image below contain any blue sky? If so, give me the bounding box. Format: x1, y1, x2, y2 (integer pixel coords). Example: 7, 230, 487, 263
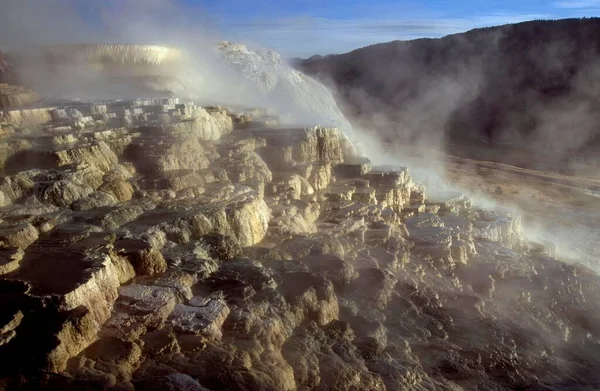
184, 0, 600, 56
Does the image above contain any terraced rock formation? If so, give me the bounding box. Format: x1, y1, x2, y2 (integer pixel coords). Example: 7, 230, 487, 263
1, 42, 354, 140
0, 84, 40, 110
0, 97, 599, 390
4, 44, 187, 103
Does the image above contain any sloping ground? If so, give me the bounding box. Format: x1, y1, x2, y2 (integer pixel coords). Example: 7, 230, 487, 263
217, 42, 353, 133
444, 149, 600, 267
381, 141, 600, 266
297, 18, 600, 166
1, 43, 354, 141
0, 97, 600, 390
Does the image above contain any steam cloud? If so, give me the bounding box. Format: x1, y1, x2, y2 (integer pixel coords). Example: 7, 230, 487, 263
299, 22, 600, 266
0, 0, 255, 105
2, 1, 599, 266
1, 0, 360, 136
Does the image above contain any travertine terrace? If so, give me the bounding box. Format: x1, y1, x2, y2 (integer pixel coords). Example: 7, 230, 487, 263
3, 44, 186, 102
1, 96, 600, 390
0, 50, 40, 109
10, 44, 183, 73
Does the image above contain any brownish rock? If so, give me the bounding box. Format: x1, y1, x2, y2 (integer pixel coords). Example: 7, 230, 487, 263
0, 223, 38, 250
115, 239, 167, 276
0, 248, 24, 275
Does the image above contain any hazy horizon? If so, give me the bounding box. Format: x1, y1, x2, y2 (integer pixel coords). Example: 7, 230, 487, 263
200, 0, 600, 57
2, 0, 600, 58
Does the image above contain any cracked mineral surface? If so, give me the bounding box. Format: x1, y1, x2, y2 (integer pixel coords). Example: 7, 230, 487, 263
1, 95, 600, 391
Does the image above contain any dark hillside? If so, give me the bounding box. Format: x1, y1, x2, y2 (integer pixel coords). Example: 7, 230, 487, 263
297, 18, 600, 168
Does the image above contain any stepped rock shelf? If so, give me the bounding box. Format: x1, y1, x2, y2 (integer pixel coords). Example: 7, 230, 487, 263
1, 51, 41, 110
1, 97, 599, 390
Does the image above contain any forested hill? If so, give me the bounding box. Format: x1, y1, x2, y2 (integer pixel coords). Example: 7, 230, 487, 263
296, 18, 600, 164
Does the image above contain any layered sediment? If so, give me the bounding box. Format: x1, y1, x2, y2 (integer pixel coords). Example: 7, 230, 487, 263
0, 97, 599, 391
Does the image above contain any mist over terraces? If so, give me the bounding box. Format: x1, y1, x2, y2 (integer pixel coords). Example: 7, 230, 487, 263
0, 42, 600, 391
0, 50, 40, 109
1, 44, 188, 103
297, 18, 600, 170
